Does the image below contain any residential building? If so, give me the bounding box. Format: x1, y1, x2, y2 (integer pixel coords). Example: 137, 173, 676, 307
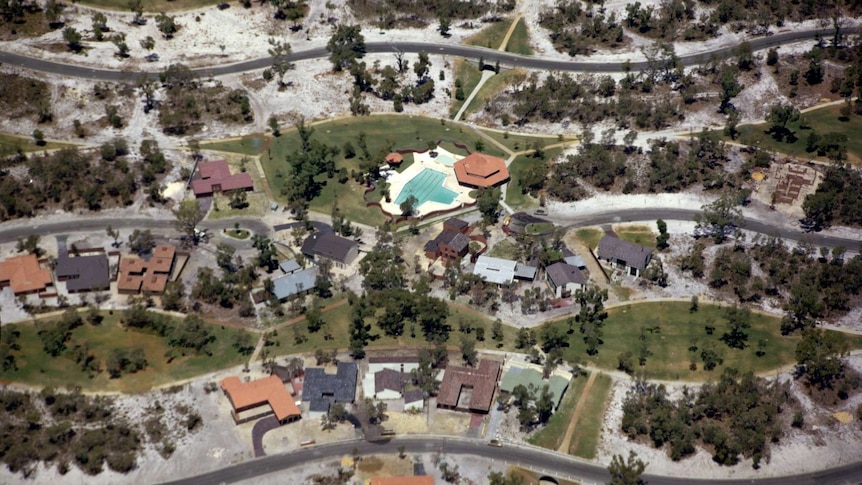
545, 262, 587, 298
437, 359, 502, 414
220, 375, 301, 425
55, 253, 110, 293
453, 152, 509, 188
271, 267, 318, 301
117, 244, 177, 294
279, 259, 302, 274
403, 388, 424, 412
424, 229, 470, 262
0, 254, 52, 296
472, 255, 537, 286
596, 235, 653, 277
302, 362, 358, 415
443, 218, 470, 234
191, 159, 254, 198
301, 232, 359, 269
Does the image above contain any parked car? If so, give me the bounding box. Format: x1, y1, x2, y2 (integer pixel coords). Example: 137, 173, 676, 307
534, 209, 548, 216
145, 53, 159, 62
488, 439, 503, 447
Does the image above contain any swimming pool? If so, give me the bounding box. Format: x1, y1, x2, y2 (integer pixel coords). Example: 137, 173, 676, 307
435, 152, 457, 166
394, 168, 458, 208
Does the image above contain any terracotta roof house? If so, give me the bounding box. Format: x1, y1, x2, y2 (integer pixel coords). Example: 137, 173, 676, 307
0, 254, 52, 295
545, 262, 587, 298
117, 245, 177, 294
141, 273, 169, 294
191, 160, 254, 198
302, 362, 358, 414
424, 229, 470, 262
370, 477, 434, 485
597, 235, 653, 277
149, 245, 176, 274
385, 152, 404, 165
55, 253, 110, 293
220, 375, 301, 425
301, 232, 359, 269
453, 152, 509, 188
437, 359, 502, 414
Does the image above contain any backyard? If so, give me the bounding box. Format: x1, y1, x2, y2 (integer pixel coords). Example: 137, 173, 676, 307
0, 311, 253, 393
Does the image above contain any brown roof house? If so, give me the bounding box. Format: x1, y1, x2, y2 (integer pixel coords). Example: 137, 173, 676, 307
437, 359, 502, 414
220, 375, 301, 425
545, 262, 587, 298
191, 160, 254, 198
0, 254, 52, 296
117, 244, 177, 294
454, 152, 509, 188
424, 229, 470, 262
301, 232, 359, 269
596, 235, 653, 277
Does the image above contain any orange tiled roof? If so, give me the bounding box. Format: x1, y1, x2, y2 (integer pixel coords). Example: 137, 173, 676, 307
149, 245, 176, 273
0, 254, 52, 294
220, 375, 301, 422
120, 257, 147, 274
141, 273, 168, 294
385, 152, 403, 164
117, 273, 143, 293
370, 477, 434, 485
454, 152, 509, 188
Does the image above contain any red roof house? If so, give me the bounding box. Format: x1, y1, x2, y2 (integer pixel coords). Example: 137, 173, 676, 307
220, 375, 301, 425
191, 160, 254, 198
454, 152, 509, 188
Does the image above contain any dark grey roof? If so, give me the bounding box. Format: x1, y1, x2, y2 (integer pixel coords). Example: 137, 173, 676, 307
374, 368, 405, 393
597, 235, 653, 271
424, 240, 439, 252
279, 259, 301, 274
403, 388, 424, 404
309, 398, 331, 413
546, 262, 587, 287
444, 218, 469, 230
55, 254, 110, 292
368, 356, 420, 364
302, 362, 357, 405
437, 230, 470, 253
301, 232, 357, 263
514, 263, 537, 280
510, 212, 547, 224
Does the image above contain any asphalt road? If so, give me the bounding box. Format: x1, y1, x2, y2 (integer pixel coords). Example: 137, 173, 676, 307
161, 435, 862, 485
0, 26, 856, 81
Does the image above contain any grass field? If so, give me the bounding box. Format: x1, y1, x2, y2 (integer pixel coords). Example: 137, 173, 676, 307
568, 373, 612, 459
209, 191, 268, 220
0, 132, 74, 156
729, 105, 862, 164
77, 0, 222, 12
573, 228, 603, 249
464, 17, 533, 55
0, 311, 253, 393
505, 147, 565, 209
271, 299, 520, 356
204, 136, 268, 156
614, 224, 656, 248
508, 467, 580, 485
504, 19, 533, 55
450, 59, 484, 118
528, 373, 590, 450
463, 69, 528, 119
209, 115, 506, 227
487, 239, 521, 260
540, 301, 862, 380
476, 127, 569, 153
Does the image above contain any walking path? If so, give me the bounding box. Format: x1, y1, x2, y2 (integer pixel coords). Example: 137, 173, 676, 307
557, 371, 598, 453
453, 69, 496, 122
498, 14, 524, 51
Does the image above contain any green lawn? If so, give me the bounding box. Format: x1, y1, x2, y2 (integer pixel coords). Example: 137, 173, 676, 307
539, 301, 862, 380
0, 311, 253, 393
572, 228, 603, 249
487, 239, 522, 260
505, 18, 534, 55
223, 228, 251, 239
450, 59, 483, 118
729, 105, 862, 164
477, 127, 570, 153
203, 135, 268, 156
77, 0, 223, 12
0, 132, 74, 156
614, 224, 656, 248
528, 372, 590, 450
465, 18, 513, 50
569, 373, 612, 459
505, 147, 565, 209
272, 299, 521, 357
209, 191, 268, 220
214, 115, 506, 227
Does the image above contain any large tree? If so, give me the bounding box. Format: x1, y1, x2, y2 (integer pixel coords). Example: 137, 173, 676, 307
607, 451, 647, 485
795, 329, 849, 390
173, 199, 204, 244
693, 193, 745, 243
326, 24, 365, 72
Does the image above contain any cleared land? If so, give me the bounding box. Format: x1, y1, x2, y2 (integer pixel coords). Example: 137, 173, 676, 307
730, 105, 862, 164
463, 69, 529, 118
540, 301, 862, 380
0, 311, 253, 393
476, 127, 570, 153
572, 228, 603, 249
77, 0, 222, 12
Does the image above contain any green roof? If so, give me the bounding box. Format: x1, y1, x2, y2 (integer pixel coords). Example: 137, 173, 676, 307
500, 367, 570, 409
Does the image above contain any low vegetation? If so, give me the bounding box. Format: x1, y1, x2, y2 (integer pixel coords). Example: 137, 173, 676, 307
0, 73, 51, 123
350, 0, 515, 29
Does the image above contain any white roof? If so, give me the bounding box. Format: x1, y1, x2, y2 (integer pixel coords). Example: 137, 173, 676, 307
473, 255, 517, 285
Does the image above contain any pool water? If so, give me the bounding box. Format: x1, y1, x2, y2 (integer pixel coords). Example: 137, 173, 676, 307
435, 152, 457, 166
395, 168, 458, 208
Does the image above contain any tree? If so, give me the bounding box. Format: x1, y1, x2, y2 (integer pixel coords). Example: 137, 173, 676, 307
252, 235, 278, 272
721, 305, 751, 349
765, 104, 800, 142
607, 450, 647, 485
32, 129, 45, 147
128, 0, 144, 24
112, 34, 130, 58
492, 319, 504, 347
655, 219, 669, 250
693, 194, 744, 243
399, 195, 418, 216
439, 17, 451, 37
795, 329, 848, 390
460, 335, 477, 366
326, 24, 365, 72
228, 189, 248, 209
91, 12, 108, 40
128, 229, 155, 255
268, 39, 294, 87
63, 27, 83, 52
476, 187, 501, 224
155, 12, 179, 39
140, 36, 156, 50
173, 199, 204, 244
535, 385, 555, 424
766, 47, 779, 67
414, 51, 431, 80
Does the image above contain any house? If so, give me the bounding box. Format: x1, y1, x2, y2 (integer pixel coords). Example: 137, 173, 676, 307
367, 355, 420, 374
279, 259, 302, 274
403, 388, 424, 412
55, 253, 110, 293
117, 244, 177, 294
302, 362, 358, 415
271, 267, 318, 301
0, 254, 52, 296
364, 356, 421, 404
370, 477, 434, 485
453, 152, 509, 188
191, 160, 254, 198
436, 359, 502, 414
597, 235, 653, 277
443, 218, 470, 234
545, 262, 587, 298
220, 375, 301, 425
472, 255, 537, 286
424, 230, 470, 262
301, 232, 359, 269
372, 368, 408, 400
503, 212, 548, 236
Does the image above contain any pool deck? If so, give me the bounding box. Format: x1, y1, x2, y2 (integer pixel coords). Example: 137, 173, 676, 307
381, 146, 475, 217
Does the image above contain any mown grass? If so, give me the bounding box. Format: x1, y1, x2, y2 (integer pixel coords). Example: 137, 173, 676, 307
77, 0, 223, 12
508, 467, 580, 485
505, 147, 565, 209
539, 301, 862, 381
505, 18, 533, 55
0, 311, 253, 393
212, 115, 506, 227
476, 127, 569, 153
487, 239, 521, 260
569, 373, 612, 459
465, 18, 512, 49
573, 228, 603, 249
209, 191, 268, 220
271, 299, 521, 357
729, 105, 862, 164
528, 373, 589, 450
450, 59, 483, 118
614, 224, 656, 248
0, 132, 74, 156
203, 135, 268, 156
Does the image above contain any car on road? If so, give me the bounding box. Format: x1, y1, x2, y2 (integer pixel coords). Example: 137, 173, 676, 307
488, 439, 503, 447
534, 209, 548, 216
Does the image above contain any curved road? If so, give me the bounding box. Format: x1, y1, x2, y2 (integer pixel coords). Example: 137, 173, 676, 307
161, 435, 862, 485
0, 26, 857, 81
